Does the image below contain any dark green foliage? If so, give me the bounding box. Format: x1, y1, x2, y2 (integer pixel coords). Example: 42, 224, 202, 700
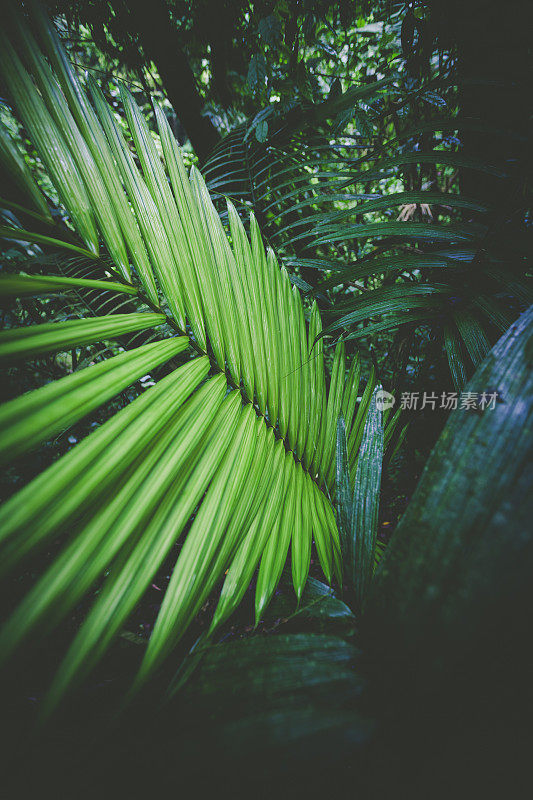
336, 388, 384, 609
0, 4, 531, 793
365, 304, 533, 693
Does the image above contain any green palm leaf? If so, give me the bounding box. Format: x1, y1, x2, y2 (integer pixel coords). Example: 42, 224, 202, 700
0, 6, 397, 708
0, 272, 138, 298
0, 312, 165, 362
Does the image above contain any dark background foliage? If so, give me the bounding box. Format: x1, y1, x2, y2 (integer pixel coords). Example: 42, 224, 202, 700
4, 0, 527, 497
0, 1, 531, 796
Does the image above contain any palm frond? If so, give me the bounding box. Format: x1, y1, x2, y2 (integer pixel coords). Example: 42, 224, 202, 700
0, 7, 398, 707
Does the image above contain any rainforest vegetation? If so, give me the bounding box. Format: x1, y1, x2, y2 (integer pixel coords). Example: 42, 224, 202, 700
0, 1, 531, 796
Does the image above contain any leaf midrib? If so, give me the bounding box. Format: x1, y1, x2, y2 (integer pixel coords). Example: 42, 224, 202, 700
138, 282, 328, 493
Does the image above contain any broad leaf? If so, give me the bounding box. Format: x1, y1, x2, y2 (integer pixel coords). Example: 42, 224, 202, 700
365, 305, 533, 692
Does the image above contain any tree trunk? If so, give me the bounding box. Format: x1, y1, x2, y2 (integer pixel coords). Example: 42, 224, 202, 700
128, 0, 220, 163
437, 0, 529, 203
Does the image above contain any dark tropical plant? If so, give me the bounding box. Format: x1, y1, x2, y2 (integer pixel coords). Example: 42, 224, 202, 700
202, 34, 531, 389
1, 8, 532, 796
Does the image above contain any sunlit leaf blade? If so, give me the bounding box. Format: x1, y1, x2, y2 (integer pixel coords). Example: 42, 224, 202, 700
136, 400, 263, 683
291, 468, 312, 601
0, 225, 97, 259
0, 371, 226, 673
88, 79, 179, 314
319, 338, 345, 487
0, 273, 137, 297
40, 378, 235, 713
0, 356, 210, 568
305, 301, 326, 469
29, 4, 161, 299
122, 89, 209, 341
210, 439, 289, 632
153, 103, 208, 349
10, 15, 131, 278
0, 312, 165, 362
255, 455, 298, 622
0, 32, 99, 254
309, 483, 333, 584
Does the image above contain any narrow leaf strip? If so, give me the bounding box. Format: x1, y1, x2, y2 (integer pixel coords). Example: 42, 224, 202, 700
0, 225, 97, 259
0, 312, 165, 362
41, 385, 236, 712
0, 33, 99, 253
0, 273, 137, 297
211, 438, 289, 630
255, 454, 297, 622
0, 374, 226, 668
351, 385, 384, 609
